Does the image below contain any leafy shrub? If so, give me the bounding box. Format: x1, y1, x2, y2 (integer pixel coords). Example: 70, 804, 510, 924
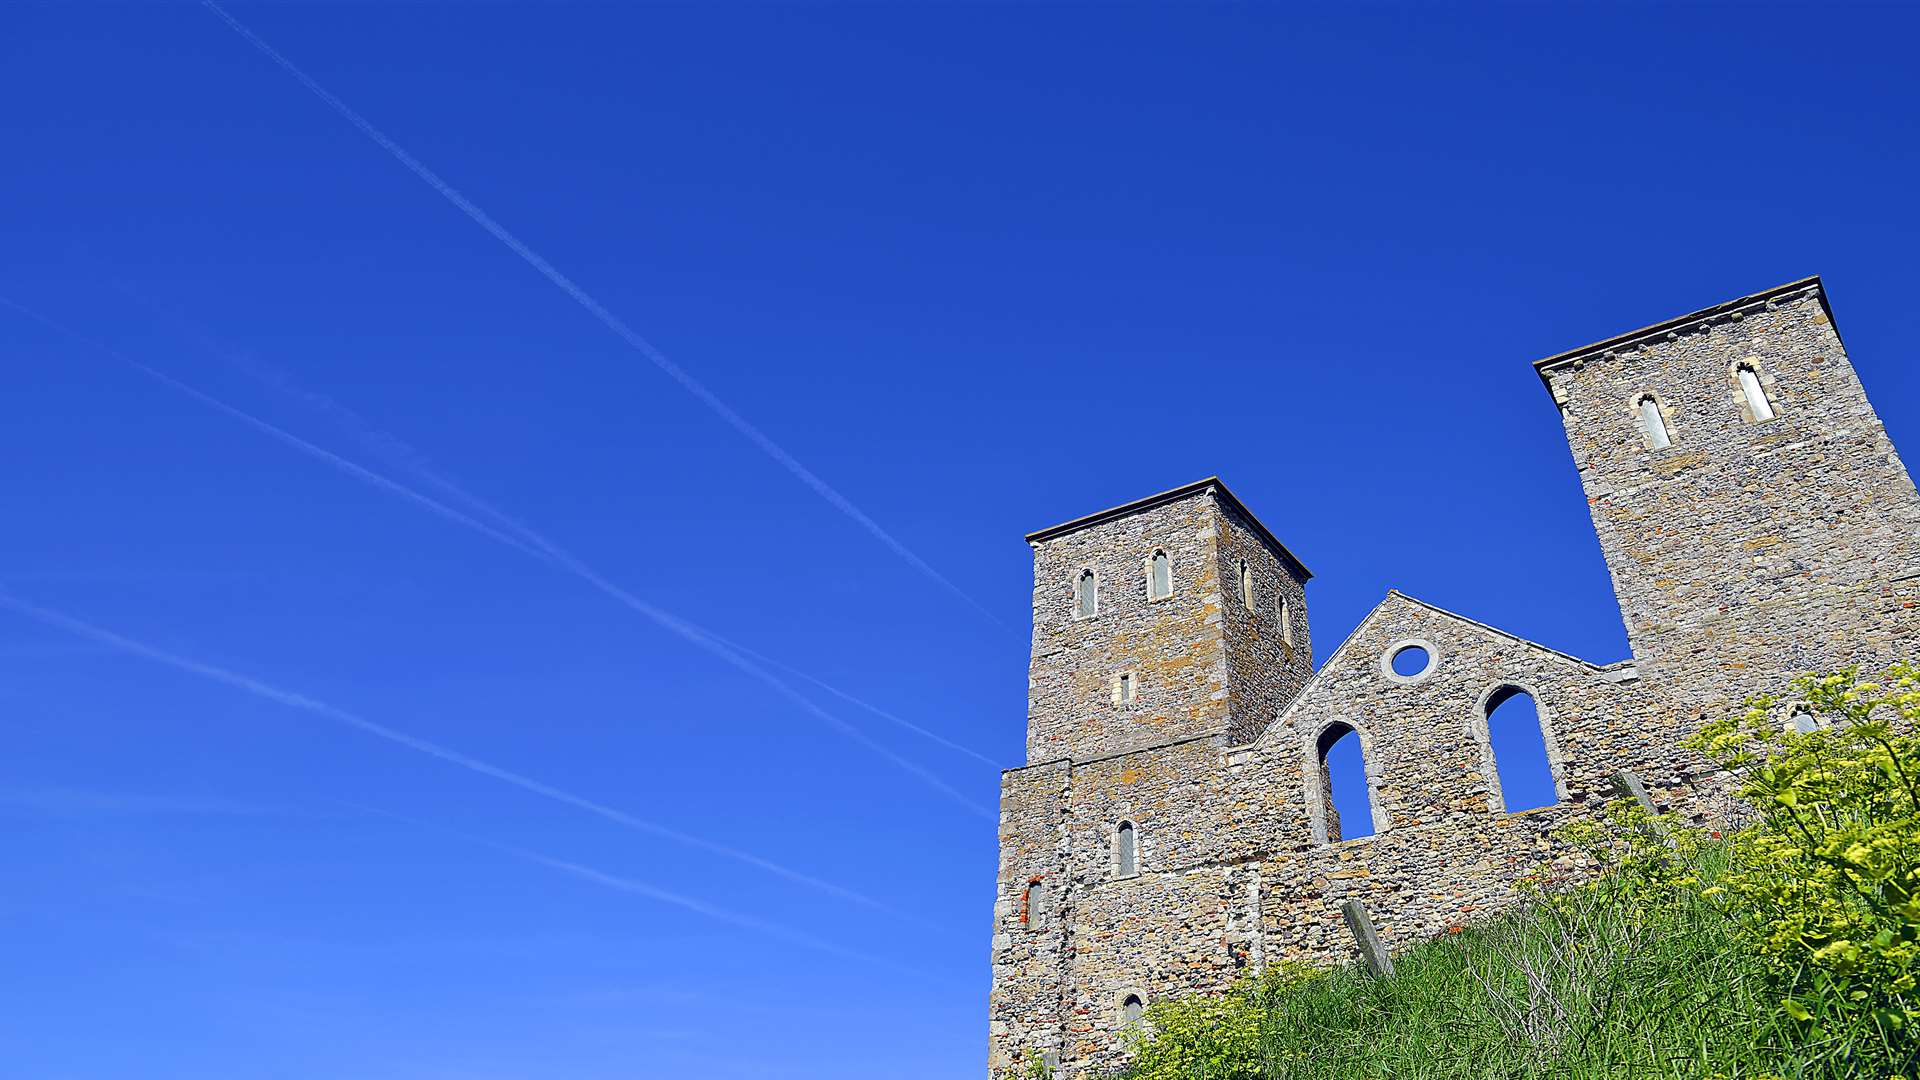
1690, 664, 1920, 1076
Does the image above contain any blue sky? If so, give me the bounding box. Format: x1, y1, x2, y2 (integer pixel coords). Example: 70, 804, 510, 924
3, 3, 1917, 1077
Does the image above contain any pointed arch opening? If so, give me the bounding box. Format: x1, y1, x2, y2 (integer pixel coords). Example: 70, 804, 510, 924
1075, 568, 1097, 619
1311, 721, 1377, 844
1238, 559, 1255, 608
1476, 685, 1564, 813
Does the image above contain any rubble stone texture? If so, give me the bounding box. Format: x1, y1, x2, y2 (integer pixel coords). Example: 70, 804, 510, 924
986, 278, 1920, 1078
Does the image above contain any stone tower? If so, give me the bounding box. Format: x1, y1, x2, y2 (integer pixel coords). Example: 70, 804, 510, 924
1023, 477, 1312, 763
1537, 276, 1920, 710
991, 279, 1920, 1079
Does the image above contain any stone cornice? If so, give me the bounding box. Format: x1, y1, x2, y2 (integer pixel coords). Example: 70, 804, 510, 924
1533, 276, 1830, 391
1024, 476, 1312, 581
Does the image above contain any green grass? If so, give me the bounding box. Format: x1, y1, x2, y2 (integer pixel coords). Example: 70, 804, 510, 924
1099, 671, 1920, 1080
1113, 843, 1810, 1080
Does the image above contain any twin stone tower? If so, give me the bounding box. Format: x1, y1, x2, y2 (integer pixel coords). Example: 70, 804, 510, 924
988, 277, 1920, 1077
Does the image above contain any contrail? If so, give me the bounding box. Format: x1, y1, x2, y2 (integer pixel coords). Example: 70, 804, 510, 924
2, 296, 996, 813
350, 803, 922, 976
1, 298, 546, 561
404, 477, 1000, 816
0, 592, 893, 913
118, 281, 1000, 770
713, 635, 1000, 768
197, 0, 999, 626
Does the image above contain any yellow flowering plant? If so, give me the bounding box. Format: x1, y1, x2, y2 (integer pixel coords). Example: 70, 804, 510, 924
1690, 664, 1920, 1074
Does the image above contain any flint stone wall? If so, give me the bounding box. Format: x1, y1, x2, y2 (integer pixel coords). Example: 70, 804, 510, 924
988, 279, 1920, 1078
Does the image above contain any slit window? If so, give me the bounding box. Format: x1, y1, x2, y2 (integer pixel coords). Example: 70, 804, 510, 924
1076, 569, 1097, 618
1738, 364, 1776, 422
1238, 560, 1255, 608
1280, 599, 1295, 648
1637, 395, 1671, 450
1115, 821, 1137, 877
1148, 550, 1172, 600
1115, 671, 1137, 704
1024, 880, 1048, 930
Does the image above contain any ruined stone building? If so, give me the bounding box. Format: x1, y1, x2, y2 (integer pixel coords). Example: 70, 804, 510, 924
987, 277, 1920, 1077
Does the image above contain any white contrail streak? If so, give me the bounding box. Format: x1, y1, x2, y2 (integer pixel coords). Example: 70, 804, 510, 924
197, 0, 999, 626
1, 296, 996, 814
0, 592, 893, 913
119, 285, 999, 769
351, 803, 921, 975
714, 635, 1000, 768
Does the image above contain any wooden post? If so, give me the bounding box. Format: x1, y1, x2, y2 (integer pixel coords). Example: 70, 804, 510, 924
1341, 898, 1394, 978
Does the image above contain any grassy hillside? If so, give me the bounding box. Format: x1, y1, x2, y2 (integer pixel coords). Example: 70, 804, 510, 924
1089, 668, 1920, 1080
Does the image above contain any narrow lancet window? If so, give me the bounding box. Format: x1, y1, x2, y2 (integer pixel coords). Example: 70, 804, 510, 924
1024, 880, 1048, 930
1238, 560, 1254, 608
1076, 569, 1097, 618
1738, 364, 1776, 422
1637, 395, 1671, 450
1149, 550, 1172, 600
1280, 599, 1295, 648
1116, 671, 1136, 704
1115, 821, 1137, 877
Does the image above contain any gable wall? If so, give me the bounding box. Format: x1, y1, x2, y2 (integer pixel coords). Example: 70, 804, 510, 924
992, 596, 1755, 1078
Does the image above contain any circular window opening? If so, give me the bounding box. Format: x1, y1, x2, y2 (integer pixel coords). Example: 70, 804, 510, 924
1389, 645, 1431, 678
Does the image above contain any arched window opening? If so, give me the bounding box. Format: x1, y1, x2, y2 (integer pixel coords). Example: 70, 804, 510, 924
1315, 723, 1374, 843
1280, 599, 1295, 648
1024, 880, 1048, 931
1115, 671, 1137, 705
1075, 569, 1097, 618
1738, 364, 1776, 422
1122, 994, 1145, 1028
1483, 686, 1557, 812
1115, 821, 1138, 877
1238, 560, 1255, 608
1789, 707, 1819, 735
1148, 550, 1172, 600
1637, 394, 1671, 450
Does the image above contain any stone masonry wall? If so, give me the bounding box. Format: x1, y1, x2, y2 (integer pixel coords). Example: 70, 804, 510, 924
990, 280, 1920, 1078
1024, 486, 1311, 765
1215, 501, 1312, 745
1026, 491, 1230, 765
1547, 283, 1920, 717
995, 594, 1741, 1079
